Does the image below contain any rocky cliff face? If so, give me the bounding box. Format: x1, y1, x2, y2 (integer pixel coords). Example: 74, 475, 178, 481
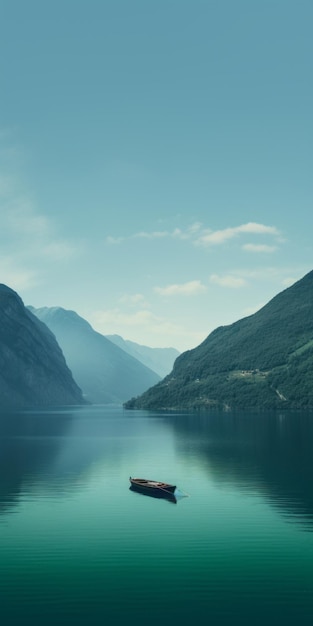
0, 285, 85, 409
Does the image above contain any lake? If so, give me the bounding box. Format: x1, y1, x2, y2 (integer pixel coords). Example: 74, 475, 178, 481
1, 405, 313, 625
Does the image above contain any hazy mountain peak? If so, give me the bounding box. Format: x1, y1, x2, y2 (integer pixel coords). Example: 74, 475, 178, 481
105, 334, 180, 378
28, 305, 93, 329
30, 306, 161, 404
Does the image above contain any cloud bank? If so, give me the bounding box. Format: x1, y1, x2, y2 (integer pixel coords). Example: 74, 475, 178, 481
106, 221, 282, 251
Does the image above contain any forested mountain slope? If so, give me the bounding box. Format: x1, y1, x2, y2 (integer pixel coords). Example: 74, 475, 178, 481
125, 270, 313, 410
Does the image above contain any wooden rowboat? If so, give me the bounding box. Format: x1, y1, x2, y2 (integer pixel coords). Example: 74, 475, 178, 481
129, 476, 177, 500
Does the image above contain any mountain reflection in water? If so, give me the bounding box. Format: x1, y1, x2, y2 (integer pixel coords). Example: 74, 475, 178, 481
167, 409, 313, 528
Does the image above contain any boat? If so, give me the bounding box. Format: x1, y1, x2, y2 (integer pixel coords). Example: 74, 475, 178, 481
129, 476, 177, 500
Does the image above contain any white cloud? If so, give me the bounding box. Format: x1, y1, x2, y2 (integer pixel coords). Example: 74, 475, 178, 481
106, 221, 282, 252
154, 280, 207, 296
237, 222, 279, 235
196, 222, 280, 246
242, 243, 277, 253
133, 223, 203, 242
135, 227, 201, 240
132, 228, 196, 241
209, 274, 247, 288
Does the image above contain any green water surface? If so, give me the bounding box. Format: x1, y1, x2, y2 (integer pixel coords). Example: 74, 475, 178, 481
1, 406, 313, 625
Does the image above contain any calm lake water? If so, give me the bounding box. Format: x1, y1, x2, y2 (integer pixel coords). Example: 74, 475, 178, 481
1, 405, 313, 625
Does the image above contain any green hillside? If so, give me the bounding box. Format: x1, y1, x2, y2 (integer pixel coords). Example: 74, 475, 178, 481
125, 270, 313, 410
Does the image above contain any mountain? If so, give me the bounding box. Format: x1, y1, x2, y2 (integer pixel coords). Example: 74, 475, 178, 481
29, 307, 160, 404
105, 334, 180, 378
125, 270, 313, 411
0, 285, 85, 409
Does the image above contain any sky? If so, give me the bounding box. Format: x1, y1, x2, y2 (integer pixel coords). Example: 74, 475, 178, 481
0, 0, 312, 352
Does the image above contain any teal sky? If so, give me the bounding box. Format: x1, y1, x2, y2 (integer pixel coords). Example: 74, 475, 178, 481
1, 0, 312, 351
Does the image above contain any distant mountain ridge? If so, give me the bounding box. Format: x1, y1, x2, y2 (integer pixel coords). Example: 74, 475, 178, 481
0, 285, 85, 409
125, 270, 313, 410
106, 334, 179, 378
29, 306, 161, 404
